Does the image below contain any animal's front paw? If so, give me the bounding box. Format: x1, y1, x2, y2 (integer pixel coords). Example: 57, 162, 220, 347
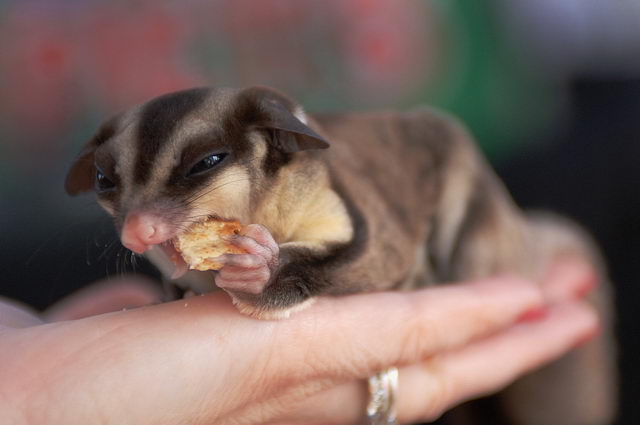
213, 224, 279, 299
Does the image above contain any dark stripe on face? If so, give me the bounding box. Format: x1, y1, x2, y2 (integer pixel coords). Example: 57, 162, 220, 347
219, 90, 272, 201
262, 130, 293, 176
135, 88, 210, 184
94, 117, 118, 147
220, 90, 265, 159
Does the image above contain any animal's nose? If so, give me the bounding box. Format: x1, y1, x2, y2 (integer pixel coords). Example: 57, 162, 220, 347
121, 212, 174, 254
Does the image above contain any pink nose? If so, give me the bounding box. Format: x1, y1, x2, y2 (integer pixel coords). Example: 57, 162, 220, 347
121, 212, 174, 254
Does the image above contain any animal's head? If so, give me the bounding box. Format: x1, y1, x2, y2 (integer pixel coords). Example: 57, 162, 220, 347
65, 86, 329, 254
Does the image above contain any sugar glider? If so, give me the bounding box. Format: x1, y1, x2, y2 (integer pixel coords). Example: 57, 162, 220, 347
66, 86, 616, 425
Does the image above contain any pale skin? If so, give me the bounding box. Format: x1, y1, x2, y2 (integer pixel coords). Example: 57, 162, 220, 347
0, 260, 598, 425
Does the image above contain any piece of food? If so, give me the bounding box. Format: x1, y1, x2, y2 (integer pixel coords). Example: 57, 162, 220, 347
174, 219, 245, 271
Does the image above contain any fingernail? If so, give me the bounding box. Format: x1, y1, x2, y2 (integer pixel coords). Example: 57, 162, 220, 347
517, 307, 549, 323
545, 258, 599, 302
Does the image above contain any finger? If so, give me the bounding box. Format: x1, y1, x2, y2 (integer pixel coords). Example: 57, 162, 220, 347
397, 301, 598, 423
274, 275, 544, 381
214, 253, 266, 269
278, 301, 598, 425
218, 266, 270, 283
44, 276, 163, 321
273, 380, 368, 425
541, 258, 598, 302
241, 224, 279, 255
229, 235, 274, 263
0, 298, 44, 328
216, 269, 271, 296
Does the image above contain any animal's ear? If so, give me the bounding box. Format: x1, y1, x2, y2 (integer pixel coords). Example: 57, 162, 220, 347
65, 118, 117, 195
241, 86, 330, 152
65, 143, 96, 195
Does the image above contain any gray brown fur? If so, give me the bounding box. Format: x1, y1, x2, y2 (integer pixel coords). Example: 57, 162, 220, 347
66, 86, 616, 425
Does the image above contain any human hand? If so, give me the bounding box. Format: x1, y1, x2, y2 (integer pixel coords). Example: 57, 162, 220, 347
0, 260, 598, 425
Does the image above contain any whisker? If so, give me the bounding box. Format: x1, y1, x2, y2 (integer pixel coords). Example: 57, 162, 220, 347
130, 251, 138, 271
96, 238, 119, 263
183, 174, 274, 206
180, 171, 255, 205
177, 152, 266, 205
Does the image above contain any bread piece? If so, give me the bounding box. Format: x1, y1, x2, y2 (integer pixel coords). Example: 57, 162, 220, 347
174, 219, 245, 271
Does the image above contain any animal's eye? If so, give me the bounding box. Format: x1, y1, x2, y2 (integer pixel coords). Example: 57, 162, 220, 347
188, 153, 227, 176
95, 169, 115, 192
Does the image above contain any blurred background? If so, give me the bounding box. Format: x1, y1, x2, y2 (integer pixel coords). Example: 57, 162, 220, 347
0, 0, 638, 423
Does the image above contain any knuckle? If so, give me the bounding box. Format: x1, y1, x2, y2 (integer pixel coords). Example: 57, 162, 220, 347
419, 359, 454, 421
400, 296, 441, 360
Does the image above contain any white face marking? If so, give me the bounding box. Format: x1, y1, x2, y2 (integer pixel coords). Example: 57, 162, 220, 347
108, 105, 225, 211
246, 131, 268, 168
188, 164, 252, 224
142, 117, 212, 198
107, 112, 143, 208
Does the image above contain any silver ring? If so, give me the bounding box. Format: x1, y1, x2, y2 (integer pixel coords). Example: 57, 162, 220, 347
366, 367, 399, 425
